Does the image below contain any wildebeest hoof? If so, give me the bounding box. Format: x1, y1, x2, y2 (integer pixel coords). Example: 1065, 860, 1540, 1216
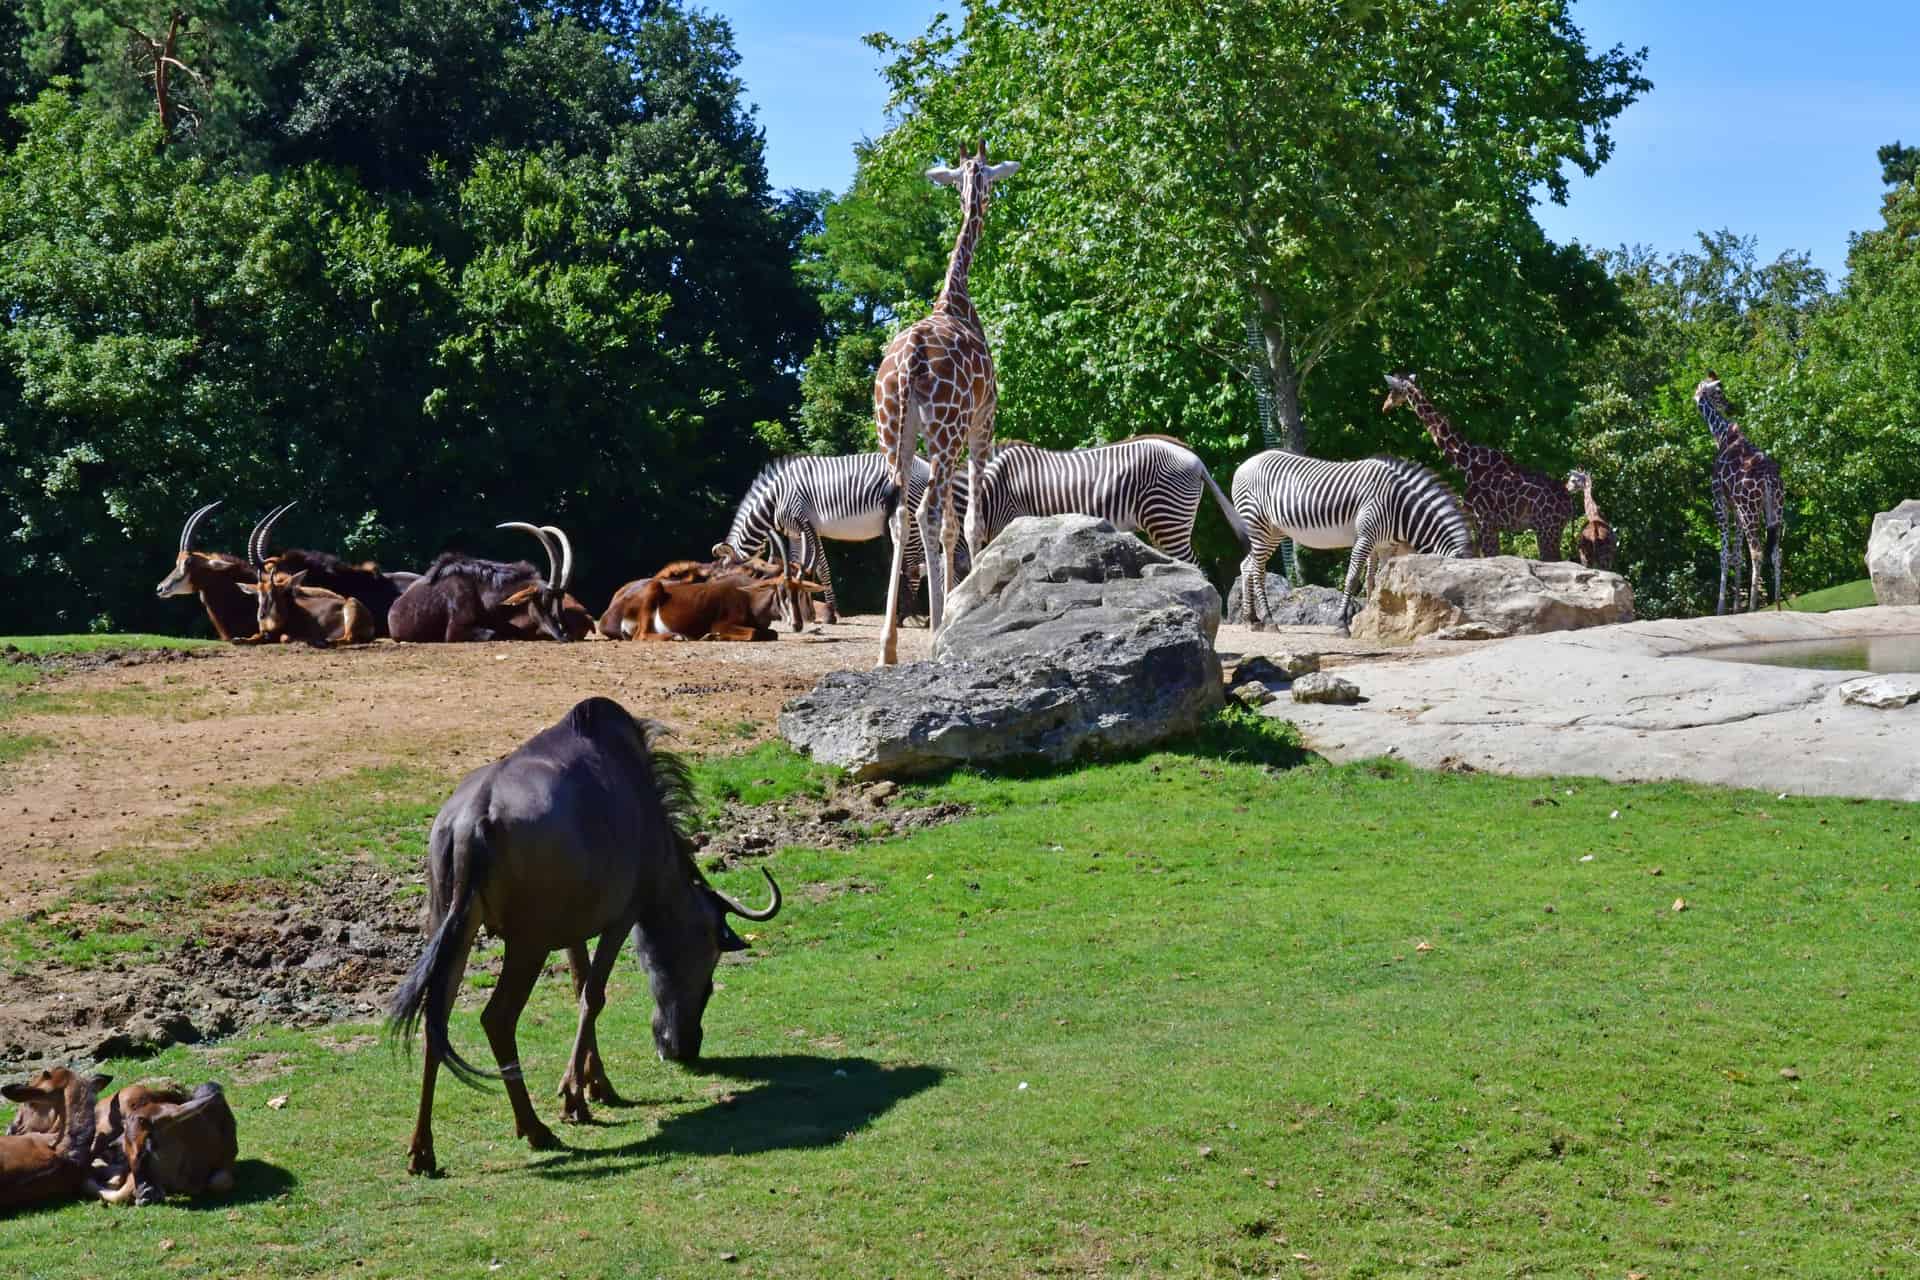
407, 1147, 437, 1177
523, 1120, 562, 1151
559, 1090, 592, 1125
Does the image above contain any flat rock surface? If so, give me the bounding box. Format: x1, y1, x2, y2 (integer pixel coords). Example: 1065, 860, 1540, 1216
1267, 607, 1920, 802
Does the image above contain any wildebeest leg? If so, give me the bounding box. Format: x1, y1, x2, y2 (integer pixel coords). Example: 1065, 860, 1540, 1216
558, 928, 628, 1123
700, 623, 770, 641
480, 941, 560, 1152
407, 914, 478, 1176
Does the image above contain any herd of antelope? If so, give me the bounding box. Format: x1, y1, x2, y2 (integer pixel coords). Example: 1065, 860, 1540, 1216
157, 501, 831, 648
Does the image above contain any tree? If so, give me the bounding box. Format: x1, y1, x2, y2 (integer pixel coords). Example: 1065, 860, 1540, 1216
1878, 140, 1919, 189
865, 0, 1648, 452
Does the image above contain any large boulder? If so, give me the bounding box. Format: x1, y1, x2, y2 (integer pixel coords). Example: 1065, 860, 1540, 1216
1223, 573, 1350, 627
1350, 554, 1633, 645
780, 515, 1223, 778
1867, 500, 1920, 606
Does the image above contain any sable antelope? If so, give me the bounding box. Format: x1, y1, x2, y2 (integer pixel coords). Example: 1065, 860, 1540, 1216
388, 524, 592, 643
0, 1067, 102, 1209
390, 697, 781, 1175
613, 563, 824, 641
595, 556, 791, 639
155, 503, 259, 641
1566, 469, 1617, 571
246, 503, 411, 637
238, 507, 374, 647
97, 1082, 238, 1206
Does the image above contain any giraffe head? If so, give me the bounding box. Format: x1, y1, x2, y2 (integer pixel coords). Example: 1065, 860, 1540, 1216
1693, 370, 1730, 413
1380, 372, 1419, 413
925, 140, 1020, 211
1565, 468, 1591, 495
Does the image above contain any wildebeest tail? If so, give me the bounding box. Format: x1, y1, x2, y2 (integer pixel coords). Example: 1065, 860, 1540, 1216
388, 815, 494, 1086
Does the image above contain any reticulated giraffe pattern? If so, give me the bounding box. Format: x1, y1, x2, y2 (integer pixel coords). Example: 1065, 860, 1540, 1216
874, 143, 1020, 667
1694, 373, 1785, 612
1564, 468, 1617, 571
1382, 374, 1575, 561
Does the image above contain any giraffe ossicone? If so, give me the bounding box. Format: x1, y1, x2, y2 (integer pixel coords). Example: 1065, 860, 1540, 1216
873, 143, 1021, 666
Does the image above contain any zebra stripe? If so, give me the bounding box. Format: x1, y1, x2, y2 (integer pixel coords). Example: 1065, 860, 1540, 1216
972, 437, 1246, 563
719, 453, 944, 620
1230, 450, 1471, 627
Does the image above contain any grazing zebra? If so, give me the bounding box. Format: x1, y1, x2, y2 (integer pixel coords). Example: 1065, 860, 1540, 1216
713, 453, 965, 623
971, 436, 1247, 563
1231, 450, 1471, 629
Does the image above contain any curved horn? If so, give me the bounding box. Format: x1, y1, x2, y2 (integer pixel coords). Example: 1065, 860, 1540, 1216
709, 867, 781, 922
178, 501, 220, 553
541, 525, 574, 591
496, 522, 559, 584
248, 502, 294, 569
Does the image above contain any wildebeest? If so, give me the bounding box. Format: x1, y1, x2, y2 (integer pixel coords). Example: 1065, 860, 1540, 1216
96, 1082, 239, 1205
388, 523, 591, 642
155, 503, 259, 641
389, 697, 781, 1175
0, 1067, 101, 1209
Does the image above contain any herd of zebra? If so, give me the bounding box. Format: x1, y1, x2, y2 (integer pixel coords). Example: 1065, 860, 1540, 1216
714, 418, 1475, 631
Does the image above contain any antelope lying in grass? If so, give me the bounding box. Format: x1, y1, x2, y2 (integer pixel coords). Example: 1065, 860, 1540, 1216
0, 1067, 101, 1209
595, 555, 792, 639
611, 563, 824, 641
7, 1075, 239, 1205
155, 502, 260, 641
389, 523, 592, 642
250, 502, 411, 637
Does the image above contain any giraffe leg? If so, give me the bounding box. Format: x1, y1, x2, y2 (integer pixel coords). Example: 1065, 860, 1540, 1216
1712, 493, 1732, 616
1746, 527, 1766, 613
876, 402, 916, 666
934, 460, 960, 631
1770, 521, 1784, 609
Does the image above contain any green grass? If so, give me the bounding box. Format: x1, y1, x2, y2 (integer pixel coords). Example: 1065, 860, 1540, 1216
1785, 578, 1878, 612
686, 739, 839, 827
0, 731, 52, 765
0, 633, 217, 655
4, 722, 1917, 1277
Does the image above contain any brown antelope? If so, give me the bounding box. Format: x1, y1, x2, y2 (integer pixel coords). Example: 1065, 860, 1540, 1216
0, 1067, 102, 1209
595, 556, 791, 639
240, 569, 374, 647
250, 502, 409, 636
97, 1082, 239, 1206
616, 563, 824, 641
155, 502, 260, 641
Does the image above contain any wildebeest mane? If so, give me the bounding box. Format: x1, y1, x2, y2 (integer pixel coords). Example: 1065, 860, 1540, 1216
422, 552, 541, 589
564, 697, 699, 870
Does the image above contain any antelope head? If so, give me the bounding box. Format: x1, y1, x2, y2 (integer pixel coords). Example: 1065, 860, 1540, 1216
156, 502, 223, 597
497, 522, 579, 642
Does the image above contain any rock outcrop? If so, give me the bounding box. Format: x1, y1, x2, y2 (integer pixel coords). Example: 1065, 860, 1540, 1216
1350, 554, 1633, 645
1223, 574, 1350, 628
1867, 500, 1920, 607
780, 516, 1223, 778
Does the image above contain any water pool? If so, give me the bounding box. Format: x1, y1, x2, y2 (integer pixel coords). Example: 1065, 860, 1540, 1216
1695, 633, 1920, 673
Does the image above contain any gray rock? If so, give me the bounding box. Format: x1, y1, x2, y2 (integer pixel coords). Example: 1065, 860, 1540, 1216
1230, 681, 1275, 708
1269, 650, 1320, 678
1867, 500, 1920, 606
781, 515, 1223, 778
1838, 675, 1920, 709
1291, 672, 1360, 704
1352, 555, 1633, 645
1224, 574, 1350, 628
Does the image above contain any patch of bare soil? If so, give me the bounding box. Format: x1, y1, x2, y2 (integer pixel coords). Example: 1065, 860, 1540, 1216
0, 780, 967, 1071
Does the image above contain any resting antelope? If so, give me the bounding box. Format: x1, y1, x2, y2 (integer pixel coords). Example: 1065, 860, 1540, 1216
239, 508, 374, 647
155, 503, 259, 641
596, 555, 791, 639
388, 523, 592, 642
249, 502, 411, 636
611, 563, 823, 641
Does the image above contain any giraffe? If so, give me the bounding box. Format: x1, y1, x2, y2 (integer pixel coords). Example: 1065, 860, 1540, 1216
874, 142, 1020, 666
1381, 373, 1575, 561
1564, 468, 1617, 571
1693, 372, 1784, 613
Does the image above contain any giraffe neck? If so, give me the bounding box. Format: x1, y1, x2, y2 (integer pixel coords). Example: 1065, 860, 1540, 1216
1696, 394, 1743, 452
1582, 484, 1601, 523
934, 181, 985, 331
1407, 387, 1472, 468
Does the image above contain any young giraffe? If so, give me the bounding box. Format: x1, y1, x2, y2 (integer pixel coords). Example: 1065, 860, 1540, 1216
1564, 468, 1617, 571
1693, 372, 1785, 613
874, 142, 1020, 666
1381, 373, 1575, 561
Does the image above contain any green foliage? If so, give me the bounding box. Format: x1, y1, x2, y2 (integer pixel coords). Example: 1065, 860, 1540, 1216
0, 1, 819, 630
3, 743, 1916, 1274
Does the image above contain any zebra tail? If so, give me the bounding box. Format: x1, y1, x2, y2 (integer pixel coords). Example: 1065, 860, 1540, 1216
1200, 465, 1251, 555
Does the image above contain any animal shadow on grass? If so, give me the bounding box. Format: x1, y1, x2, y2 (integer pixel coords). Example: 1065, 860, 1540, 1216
535, 1055, 944, 1180
183, 1159, 298, 1210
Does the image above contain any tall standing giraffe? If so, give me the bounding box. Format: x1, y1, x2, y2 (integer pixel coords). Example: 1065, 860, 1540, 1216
1381, 373, 1575, 561
1564, 468, 1617, 571
874, 143, 1020, 666
1693, 372, 1784, 613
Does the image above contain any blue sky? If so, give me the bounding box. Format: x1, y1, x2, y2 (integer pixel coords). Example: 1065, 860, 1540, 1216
711, 0, 1920, 281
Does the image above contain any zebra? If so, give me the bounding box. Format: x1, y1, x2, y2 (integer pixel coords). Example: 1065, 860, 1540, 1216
713, 453, 966, 624
971, 436, 1247, 563
1231, 450, 1471, 629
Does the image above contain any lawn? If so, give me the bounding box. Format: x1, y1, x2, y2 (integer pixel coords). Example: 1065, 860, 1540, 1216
1785, 578, 1879, 612
2, 715, 1915, 1277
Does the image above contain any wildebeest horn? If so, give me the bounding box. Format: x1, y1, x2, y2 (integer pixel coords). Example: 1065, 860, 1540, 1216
249, 502, 296, 569
496, 522, 559, 585
178, 501, 220, 553
709, 867, 781, 921
541, 525, 574, 591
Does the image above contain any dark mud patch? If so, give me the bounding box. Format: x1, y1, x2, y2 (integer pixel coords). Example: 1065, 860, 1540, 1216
0, 785, 969, 1071
3, 645, 219, 680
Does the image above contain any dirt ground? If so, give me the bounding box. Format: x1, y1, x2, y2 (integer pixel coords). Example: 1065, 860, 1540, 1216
0, 614, 1391, 1067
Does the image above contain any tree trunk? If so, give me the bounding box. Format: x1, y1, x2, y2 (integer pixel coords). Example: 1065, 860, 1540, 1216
1251, 286, 1306, 453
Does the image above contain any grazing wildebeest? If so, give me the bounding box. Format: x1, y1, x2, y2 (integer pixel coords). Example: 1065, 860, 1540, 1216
389, 697, 782, 1175
387, 523, 592, 642
156, 503, 259, 641
0, 1067, 101, 1209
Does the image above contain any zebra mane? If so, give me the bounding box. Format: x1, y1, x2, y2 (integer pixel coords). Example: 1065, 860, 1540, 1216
1370, 453, 1465, 508
1111, 432, 1196, 451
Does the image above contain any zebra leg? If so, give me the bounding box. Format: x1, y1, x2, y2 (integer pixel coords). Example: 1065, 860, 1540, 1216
1339, 535, 1375, 631
1239, 533, 1276, 630
803, 529, 837, 623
